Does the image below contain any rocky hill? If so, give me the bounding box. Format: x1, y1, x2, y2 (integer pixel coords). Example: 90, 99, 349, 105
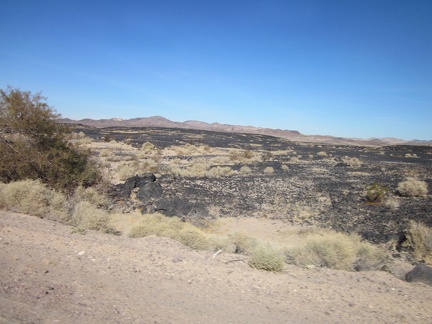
60, 116, 432, 146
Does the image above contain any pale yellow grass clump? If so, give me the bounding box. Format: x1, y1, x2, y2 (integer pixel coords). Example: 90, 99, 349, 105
72, 201, 114, 233
169, 161, 211, 178
317, 151, 328, 157
206, 166, 236, 177
397, 178, 428, 197
263, 166, 274, 174
248, 243, 285, 272
343, 157, 362, 168
166, 144, 209, 156
0, 179, 68, 221
0, 180, 114, 233
239, 165, 252, 174
73, 186, 109, 208
285, 231, 387, 271
128, 212, 209, 250
402, 220, 432, 262
117, 162, 139, 180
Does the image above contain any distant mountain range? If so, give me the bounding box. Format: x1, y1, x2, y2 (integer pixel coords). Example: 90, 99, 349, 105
60, 116, 431, 146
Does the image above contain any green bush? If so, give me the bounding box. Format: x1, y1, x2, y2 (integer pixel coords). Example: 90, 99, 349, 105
249, 243, 284, 272
366, 183, 388, 202
0, 87, 100, 191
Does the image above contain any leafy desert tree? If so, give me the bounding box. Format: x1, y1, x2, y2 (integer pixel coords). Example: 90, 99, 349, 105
0, 86, 99, 191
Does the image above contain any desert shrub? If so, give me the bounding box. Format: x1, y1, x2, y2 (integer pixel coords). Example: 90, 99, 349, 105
261, 151, 273, 162
206, 166, 236, 177
187, 163, 208, 177
103, 135, 112, 142
397, 178, 428, 197
384, 197, 400, 210
73, 186, 109, 208
141, 142, 156, 154
208, 236, 236, 253
239, 165, 252, 175
128, 213, 209, 250
0, 179, 68, 221
71, 201, 113, 233
366, 183, 389, 202
249, 243, 285, 272
170, 144, 204, 156
317, 151, 328, 157
343, 157, 362, 168
229, 149, 255, 162
228, 231, 258, 255
229, 151, 241, 161
0, 87, 100, 191
169, 161, 211, 178
241, 149, 254, 159
289, 156, 301, 163
99, 149, 114, 158
177, 227, 209, 250
281, 164, 289, 171
405, 153, 418, 158
117, 162, 139, 180
0, 182, 6, 209
285, 232, 387, 271
402, 220, 432, 262
263, 166, 274, 174
187, 216, 217, 231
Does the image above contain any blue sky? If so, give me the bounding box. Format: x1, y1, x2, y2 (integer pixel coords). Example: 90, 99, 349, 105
1, 1, 431, 140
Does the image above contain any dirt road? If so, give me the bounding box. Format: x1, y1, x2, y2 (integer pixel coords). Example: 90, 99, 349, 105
1, 211, 431, 323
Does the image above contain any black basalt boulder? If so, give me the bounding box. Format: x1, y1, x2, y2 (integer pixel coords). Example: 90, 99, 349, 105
406, 263, 432, 286
108, 173, 158, 202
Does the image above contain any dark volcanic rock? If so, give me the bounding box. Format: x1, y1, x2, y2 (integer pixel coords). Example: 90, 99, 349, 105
108, 173, 208, 217
108, 173, 157, 202
137, 182, 163, 202
406, 263, 432, 286
153, 197, 207, 217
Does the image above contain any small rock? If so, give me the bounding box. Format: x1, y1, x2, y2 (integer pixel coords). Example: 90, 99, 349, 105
172, 256, 183, 263
77, 251, 86, 256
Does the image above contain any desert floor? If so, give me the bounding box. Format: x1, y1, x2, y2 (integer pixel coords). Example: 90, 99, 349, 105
1, 210, 432, 323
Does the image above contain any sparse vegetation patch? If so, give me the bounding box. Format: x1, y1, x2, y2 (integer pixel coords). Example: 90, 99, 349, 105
397, 178, 428, 197
248, 243, 285, 272
366, 183, 389, 203
402, 220, 432, 262
285, 231, 387, 271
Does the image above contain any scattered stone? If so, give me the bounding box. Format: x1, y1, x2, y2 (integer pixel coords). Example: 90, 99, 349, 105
172, 256, 183, 263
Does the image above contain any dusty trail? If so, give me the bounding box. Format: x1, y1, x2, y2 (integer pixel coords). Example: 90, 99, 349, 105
1, 211, 431, 323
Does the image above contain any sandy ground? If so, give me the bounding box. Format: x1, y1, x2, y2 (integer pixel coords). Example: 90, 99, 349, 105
1, 211, 432, 323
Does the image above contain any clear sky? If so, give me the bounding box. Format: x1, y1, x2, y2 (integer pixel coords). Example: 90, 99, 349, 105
1, 1, 431, 140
